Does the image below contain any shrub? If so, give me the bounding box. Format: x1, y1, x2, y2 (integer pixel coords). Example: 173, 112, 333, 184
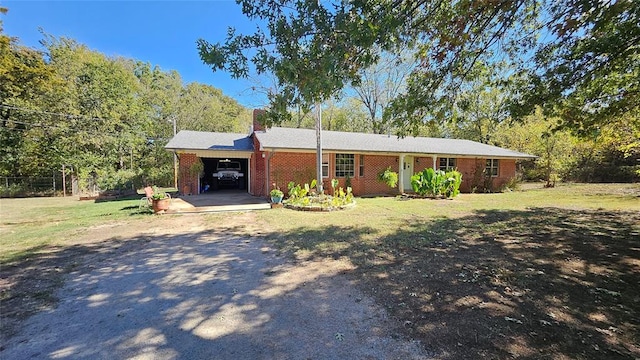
377, 166, 398, 188
285, 179, 355, 210
411, 168, 462, 198
270, 188, 284, 198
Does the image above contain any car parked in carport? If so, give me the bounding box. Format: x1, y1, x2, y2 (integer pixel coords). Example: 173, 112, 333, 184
212, 159, 244, 189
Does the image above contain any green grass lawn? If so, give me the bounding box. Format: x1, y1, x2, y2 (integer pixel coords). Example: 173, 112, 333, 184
1, 183, 638, 359
256, 183, 640, 260
255, 183, 640, 359
0, 196, 151, 265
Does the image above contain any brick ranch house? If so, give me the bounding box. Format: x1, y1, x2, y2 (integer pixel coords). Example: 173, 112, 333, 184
165, 110, 536, 197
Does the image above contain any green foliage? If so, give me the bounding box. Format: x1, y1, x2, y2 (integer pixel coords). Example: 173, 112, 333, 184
285, 180, 355, 210
287, 181, 308, 200
411, 168, 462, 198
270, 188, 283, 198
150, 186, 169, 200
199, 0, 638, 136
493, 108, 640, 184
444, 171, 462, 198
0, 30, 249, 193
189, 158, 204, 177
377, 167, 398, 188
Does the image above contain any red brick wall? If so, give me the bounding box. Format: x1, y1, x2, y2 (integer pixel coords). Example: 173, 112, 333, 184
361, 155, 399, 195
456, 158, 517, 192
178, 153, 199, 195
498, 159, 517, 189
253, 109, 266, 132
377, 156, 518, 193
269, 152, 316, 196
456, 158, 483, 193
261, 152, 399, 196
252, 135, 267, 196
249, 147, 520, 196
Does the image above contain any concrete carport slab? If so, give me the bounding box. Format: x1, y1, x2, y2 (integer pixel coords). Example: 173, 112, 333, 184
168, 190, 270, 213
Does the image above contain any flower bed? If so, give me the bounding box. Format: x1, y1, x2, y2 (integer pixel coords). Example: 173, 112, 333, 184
284, 180, 356, 212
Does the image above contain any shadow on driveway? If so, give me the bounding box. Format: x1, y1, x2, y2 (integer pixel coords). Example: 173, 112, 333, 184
1, 224, 428, 359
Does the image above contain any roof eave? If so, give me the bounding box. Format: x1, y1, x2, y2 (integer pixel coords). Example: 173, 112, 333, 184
258, 146, 537, 159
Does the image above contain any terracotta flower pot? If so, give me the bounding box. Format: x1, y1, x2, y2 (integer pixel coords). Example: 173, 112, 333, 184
152, 198, 171, 213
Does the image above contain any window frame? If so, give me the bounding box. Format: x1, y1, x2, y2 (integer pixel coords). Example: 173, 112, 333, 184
321, 153, 329, 178
359, 155, 365, 177
335, 153, 355, 178
439, 157, 456, 171
486, 159, 499, 177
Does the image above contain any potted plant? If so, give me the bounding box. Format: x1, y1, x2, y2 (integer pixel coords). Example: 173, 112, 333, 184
270, 187, 284, 204
151, 186, 171, 213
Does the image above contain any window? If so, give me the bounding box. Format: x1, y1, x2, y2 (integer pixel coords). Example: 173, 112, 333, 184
486, 159, 499, 177
359, 155, 365, 177
335, 154, 355, 177
439, 158, 456, 171
322, 153, 329, 178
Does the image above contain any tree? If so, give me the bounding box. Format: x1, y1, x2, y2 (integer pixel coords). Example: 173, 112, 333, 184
177, 83, 250, 133
0, 11, 56, 176
493, 108, 577, 186
198, 0, 639, 135
0, 14, 254, 193
350, 50, 416, 134
317, 98, 371, 133
442, 63, 512, 143
510, 0, 640, 135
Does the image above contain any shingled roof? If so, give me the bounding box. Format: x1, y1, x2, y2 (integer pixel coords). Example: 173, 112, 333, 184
165, 130, 253, 151
254, 127, 536, 159
165, 127, 535, 159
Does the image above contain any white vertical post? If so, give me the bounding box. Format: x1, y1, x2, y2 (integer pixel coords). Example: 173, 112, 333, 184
432, 155, 438, 170
398, 154, 405, 193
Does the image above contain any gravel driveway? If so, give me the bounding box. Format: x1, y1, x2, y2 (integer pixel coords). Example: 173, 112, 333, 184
2, 214, 430, 359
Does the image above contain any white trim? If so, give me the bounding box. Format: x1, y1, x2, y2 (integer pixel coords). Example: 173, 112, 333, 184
259, 147, 531, 160
175, 149, 253, 159
398, 154, 405, 193
247, 158, 252, 194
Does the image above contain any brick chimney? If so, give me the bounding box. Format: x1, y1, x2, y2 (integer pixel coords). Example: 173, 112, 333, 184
252, 109, 266, 132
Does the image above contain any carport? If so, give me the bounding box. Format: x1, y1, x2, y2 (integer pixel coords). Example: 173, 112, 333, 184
201, 157, 249, 191
165, 131, 257, 204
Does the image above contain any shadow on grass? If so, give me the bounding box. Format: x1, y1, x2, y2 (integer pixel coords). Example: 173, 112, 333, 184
264, 207, 640, 359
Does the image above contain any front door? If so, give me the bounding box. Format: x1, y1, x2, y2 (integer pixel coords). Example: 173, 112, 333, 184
403, 156, 414, 191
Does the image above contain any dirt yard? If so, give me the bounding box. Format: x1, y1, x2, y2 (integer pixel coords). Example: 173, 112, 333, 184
0, 212, 428, 359
2, 186, 639, 359
348, 208, 640, 359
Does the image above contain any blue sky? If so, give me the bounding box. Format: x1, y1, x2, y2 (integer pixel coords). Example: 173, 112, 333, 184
1, 0, 268, 107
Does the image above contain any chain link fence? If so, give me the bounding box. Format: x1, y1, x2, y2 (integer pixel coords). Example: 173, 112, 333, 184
0, 175, 68, 198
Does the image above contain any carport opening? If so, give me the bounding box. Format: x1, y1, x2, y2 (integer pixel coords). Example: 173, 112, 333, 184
201, 157, 249, 192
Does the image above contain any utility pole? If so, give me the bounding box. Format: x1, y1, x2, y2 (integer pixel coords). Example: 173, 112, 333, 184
315, 102, 323, 193
172, 115, 178, 189
314, 0, 325, 194
62, 164, 66, 197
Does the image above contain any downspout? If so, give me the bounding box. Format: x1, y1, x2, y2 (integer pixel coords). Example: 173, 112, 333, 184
266, 150, 275, 198
248, 155, 252, 195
